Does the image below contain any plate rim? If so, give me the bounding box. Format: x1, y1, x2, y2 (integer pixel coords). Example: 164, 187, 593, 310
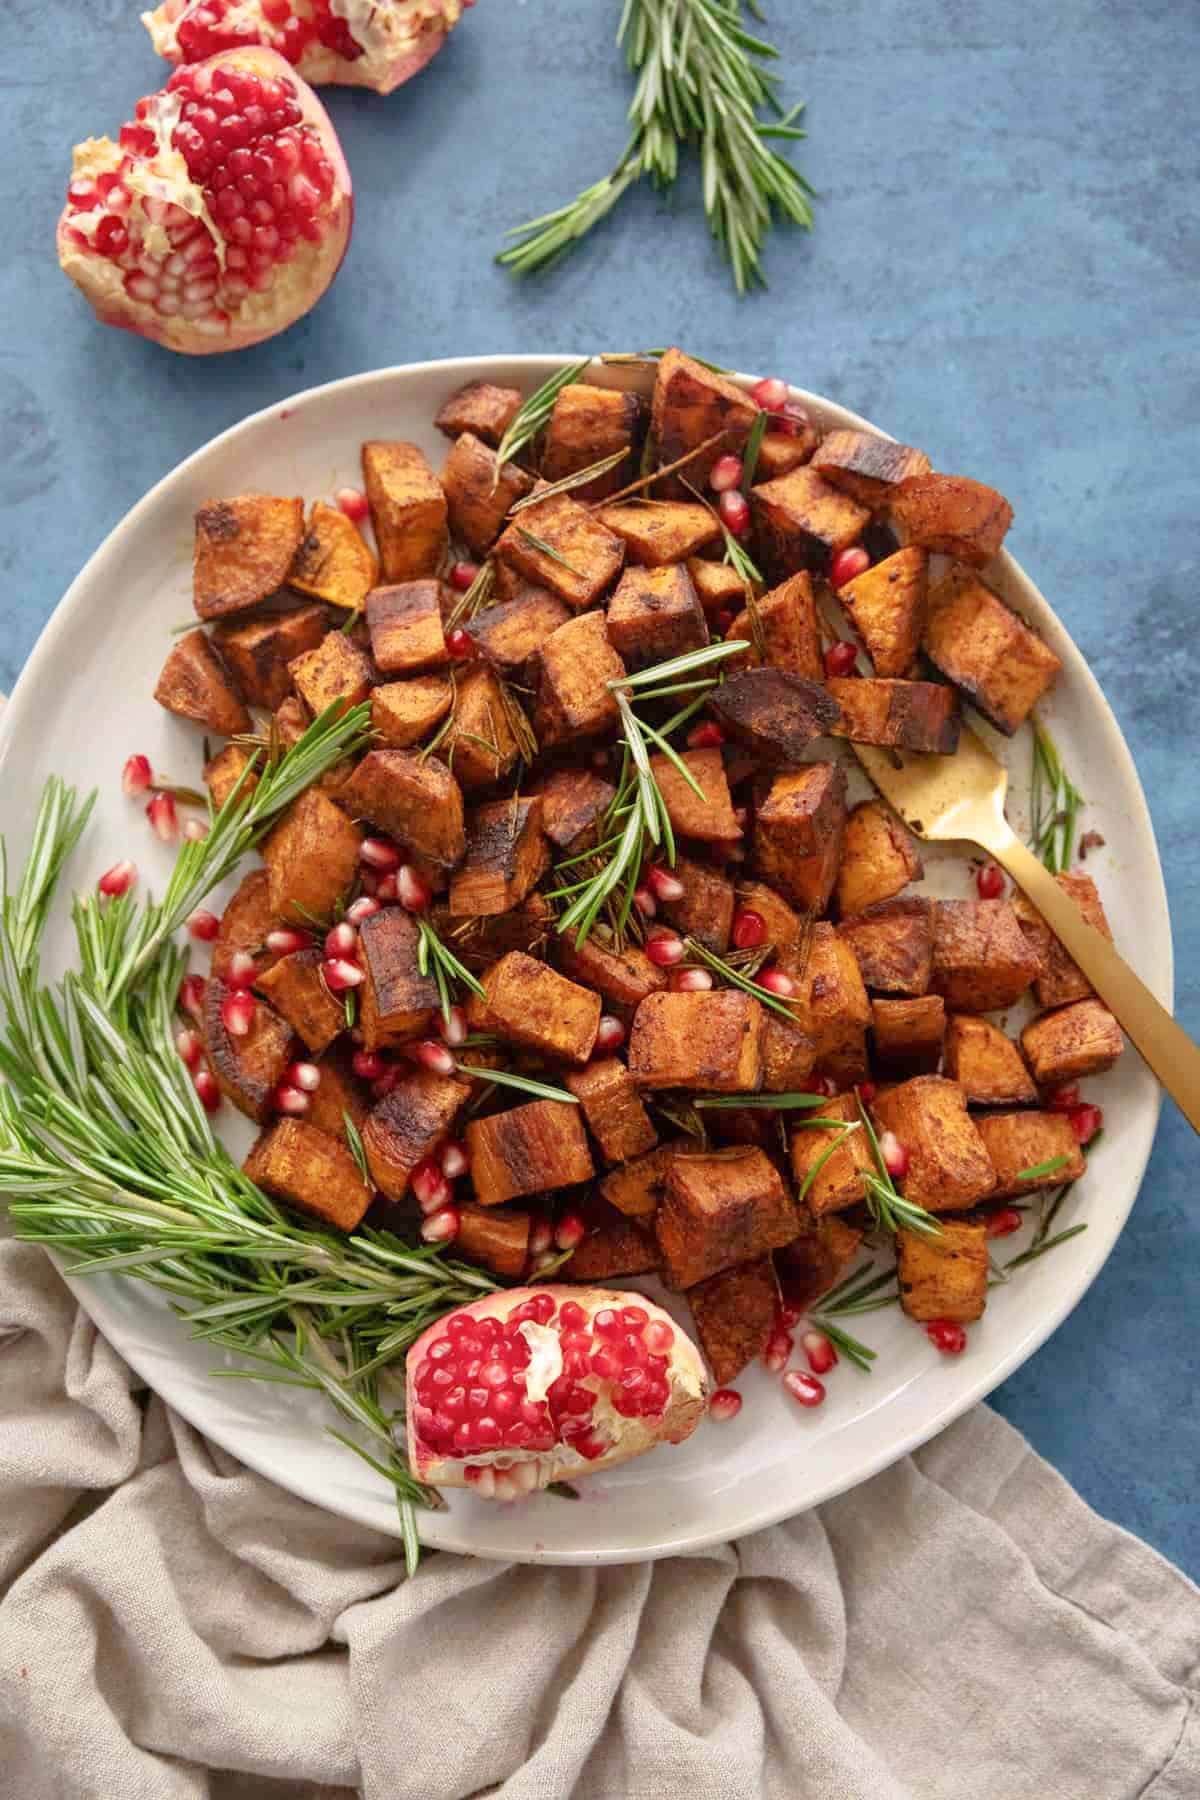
0, 353, 1171, 1563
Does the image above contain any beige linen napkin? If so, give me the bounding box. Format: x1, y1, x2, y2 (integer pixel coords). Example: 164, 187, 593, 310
1, 1222, 1198, 1800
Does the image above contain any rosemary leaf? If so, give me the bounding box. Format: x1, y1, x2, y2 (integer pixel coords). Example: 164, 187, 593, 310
343, 1113, 370, 1185
454, 1066, 579, 1104
515, 527, 584, 578
694, 1092, 832, 1110
1013, 1153, 1071, 1183
1003, 1222, 1089, 1271
508, 449, 629, 512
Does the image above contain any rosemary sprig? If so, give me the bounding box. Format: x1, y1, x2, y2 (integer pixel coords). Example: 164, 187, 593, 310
808, 1262, 901, 1373
693, 1092, 832, 1110
417, 917, 487, 1026
454, 1066, 579, 1105
514, 528, 584, 578
498, 1, 814, 292
592, 429, 730, 508
856, 1096, 942, 1239
343, 1113, 371, 1184
795, 1122, 861, 1203
1029, 717, 1085, 874
1003, 1223, 1088, 1272
444, 558, 496, 634
683, 938, 801, 1024
493, 358, 591, 474
508, 448, 629, 512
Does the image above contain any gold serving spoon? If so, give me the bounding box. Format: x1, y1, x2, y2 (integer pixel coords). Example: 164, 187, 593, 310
851, 727, 1200, 1133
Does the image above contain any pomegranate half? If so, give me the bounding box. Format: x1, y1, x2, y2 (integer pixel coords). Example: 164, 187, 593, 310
144, 0, 470, 96
406, 1286, 709, 1499
57, 49, 352, 355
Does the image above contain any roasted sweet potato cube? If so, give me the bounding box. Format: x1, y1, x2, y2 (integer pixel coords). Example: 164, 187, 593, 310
656, 1148, 797, 1288
212, 605, 328, 711
154, 629, 251, 735
288, 632, 373, 721
599, 1141, 684, 1217
254, 946, 345, 1056
362, 1069, 470, 1201
212, 868, 281, 982
273, 694, 309, 749
534, 611, 625, 749
754, 763, 847, 913
897, 1220, 988, 1324
627, 990, 765, 1092
536, 767, 614, 853
193, 494, 305, 621
943, 1015, 1037, 1106
650, 347, 759, 495
1011, 873, 1113, 1010
541, 383, 643, 500
370, 674, 454, 748
754, 421, 820, 479
687, 1256, 779, 1384
734, 880, 806, 951
649, 747, 740, 844
203, 979, 296, 1124
727, 572, 823, 682
975, 1111, 1085, 1199
441, 663, 523, 791
711, 668, 839, 765
871, 996, 945, 1075
475, 951, 600, 1064
339, 749, 465, 866
813, 430, 931, 509
783, 922, 871, 1083
595, 500, 722, 567
687, 558, 748, 615
466, 1100, 594, 1204
365, 581, 447, 676
448, 796, 547, 916
889, 474, 1012, 567
566, 1212, 661, 1281
362, 440, 447, 584
434, 380, 522, 447
835, 800, 922, 917
558, 929, 666, 1014
244, 1119, 371, 1233
836, 547, 928, 678
750, 465, 870, 577
262, 787, 363, 923
838, 897, 933, 996
289, 502, 379, 612
931, 899, 1042, 1012
456, 1204, 532, 1278
924, 565, 1061, 735
465, 590, 571, 676
496, 492, 624, 610
828, 678, 961, 755
605, 562, 709, 669
357, 909, 439, 1051
774, 1211, 863, 1312
1021, 999, 1124, 1086
441, 432, 534, 557
204, 742, 259, 812
430, 897, 551, 972
657, 853, 734, 954
761, 1014, 818, 1091
872, 1076, 997, 1212
790, 1092, 873, 1217
565, 1057, 658, 1165
304, 1045, 369, 1144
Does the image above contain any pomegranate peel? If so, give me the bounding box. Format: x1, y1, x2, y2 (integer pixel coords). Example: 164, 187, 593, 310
406, 1285, 708, 1494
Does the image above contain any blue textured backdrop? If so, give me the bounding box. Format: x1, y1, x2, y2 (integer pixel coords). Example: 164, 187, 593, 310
2, 0, 1197, 1571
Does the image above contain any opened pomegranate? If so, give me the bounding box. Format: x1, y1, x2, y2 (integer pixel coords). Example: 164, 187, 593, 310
57, 49, 352, 355
144, 0, 469, 95
406, 1286, 708, 1497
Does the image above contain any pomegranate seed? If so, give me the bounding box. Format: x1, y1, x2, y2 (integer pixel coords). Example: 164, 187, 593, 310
670, 968, 713, 992
335, 486, 369, 523
325, 920, 357, 957
986, 1208, 1023, 1238
412, 1159, 451, 1214
437, 1005, 468, 1048
221, 991, 255, 1037
122, 754, 152, 797
415, 1040, 455, 1076
179, 974, 206, 1018
359, 836, 402, 871
801, 1330, 838, 1375
352, 1049, 386, 1081
446, 628, 475, 660
398, 865, 432, 911
808, 1075, 839, 1098
925, 1319, 968, 1355
346, 896, 381, 926
709, 454, 744, 493
420, 1205, 459, 1245
709, 1388, 743, 1422
1046, 1083, 1081, 1113
644, 930, 685, 967
772, 401, 812, 437
555, 1212, 587, 1252
175, 1028, 203, 1069
273, 1084, 310, 1117
441, 1141, 469, 1180
731, 909, 767, 949
858, 1080, 877, 1104
823, 641, 859, 678
644, 1319, 675, 1353
97, 860, 137, 898
182, 818, 210, 843
193, 1068, 221, 1113
879, 1129, 910, 1179
686, 720, 726, 751
758, 968, 795, 998
713, 608, 736, 636
225, 950, 257, 989
448, 560, 479, 592
750, 376, 789, 412
287, 1061, 321, 1093
528, 1215, 554, 1257
370, 1068, 399, 1101
783, 1370, 826, 1408
763, 1330, 793, 1374
594, 1015, 625, 1052
632, 886, 657, 919
265, 926, 310, 955
323, 957, 365, 992
830, 546, 870, 588
645, 864, 685, 902
976, 861, 1006, 899
187, 909, 220, 942
718, 490, 750, 536
775, 1300, 802, 1332
1070, 1103, 1104, 1146
146, 792, 178, 842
